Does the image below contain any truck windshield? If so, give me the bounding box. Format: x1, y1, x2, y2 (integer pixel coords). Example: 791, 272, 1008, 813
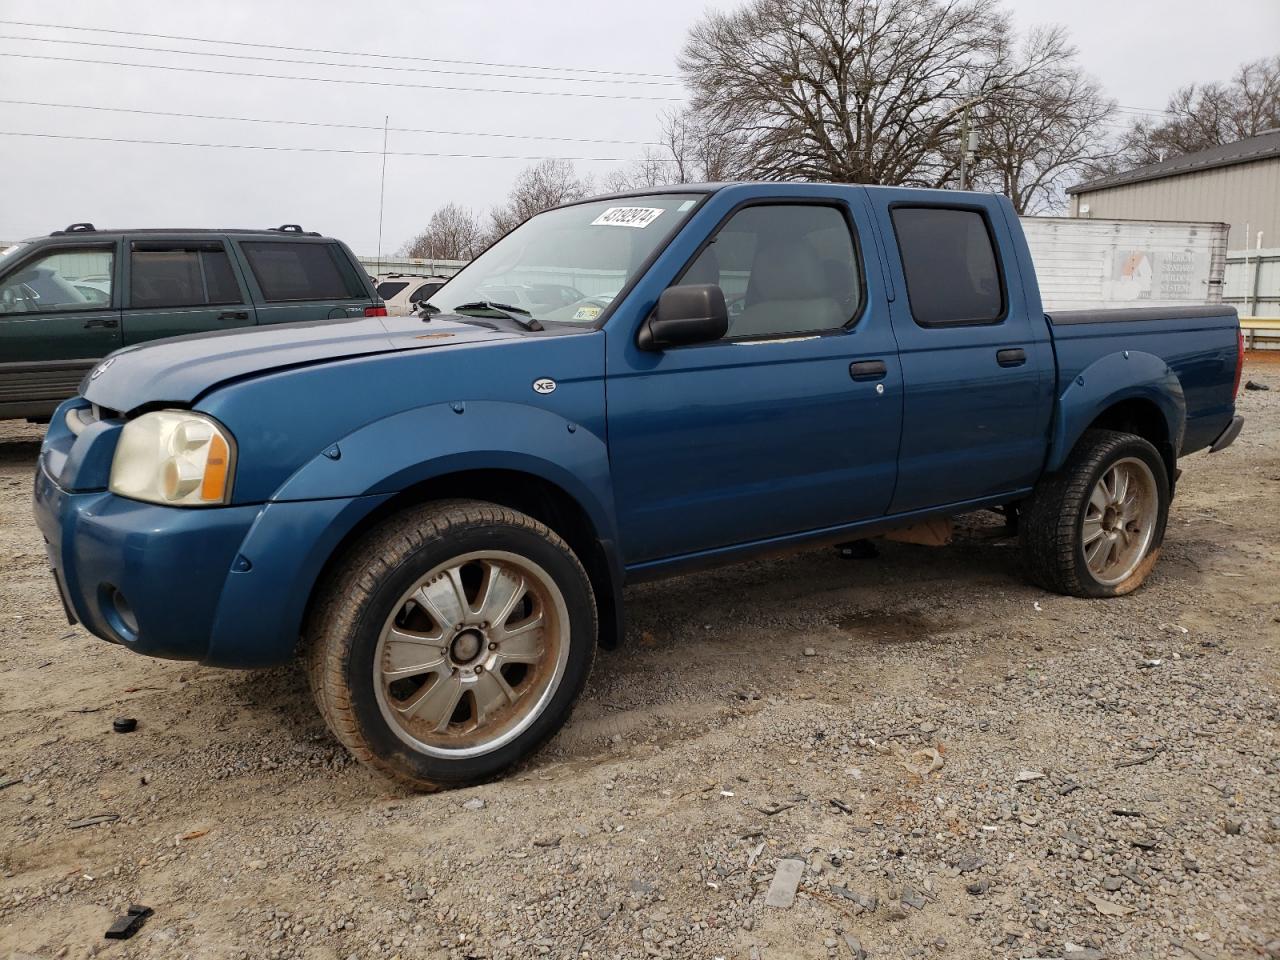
425, 193, 704, 325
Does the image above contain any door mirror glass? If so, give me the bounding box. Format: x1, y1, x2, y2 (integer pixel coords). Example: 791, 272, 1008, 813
640, 283, 729, 349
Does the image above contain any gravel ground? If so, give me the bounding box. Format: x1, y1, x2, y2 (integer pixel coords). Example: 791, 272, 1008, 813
1, 364, 1277, 960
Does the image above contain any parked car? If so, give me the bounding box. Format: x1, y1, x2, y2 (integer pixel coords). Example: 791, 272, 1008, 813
35, 184, 1244, 790
375, 274, 451, 316
0, 223, 383, 420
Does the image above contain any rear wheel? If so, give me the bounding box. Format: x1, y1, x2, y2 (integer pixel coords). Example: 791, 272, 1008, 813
1019, 430, 1169, 598
305, 500, 596, 789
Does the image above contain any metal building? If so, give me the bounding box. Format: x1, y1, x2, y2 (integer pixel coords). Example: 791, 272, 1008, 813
1067, 129, 1280, 253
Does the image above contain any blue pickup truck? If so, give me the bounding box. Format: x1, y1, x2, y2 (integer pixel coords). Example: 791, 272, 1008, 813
33, 183, 1244, 789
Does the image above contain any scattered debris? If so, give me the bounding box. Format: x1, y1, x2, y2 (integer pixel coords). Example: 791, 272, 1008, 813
901, 886, 926, 910
758, 801, 795, 816
843, 933, 868, 959
67, 813, 119, 829
803, 647, 817, 657
830, 885, 877, 912
1064, 944, 1106, 960
957, 854, 986, 873
1015, 769, 1046, 783
1110, 808, 1144, 818
746, 841, 766, 870
1116, 748, 1163, 768
1130, 836, 1160, 851
894, 744, 944, 778
104, 904, 153, 940
764, 858, 804, 908
829, 797, 853, 814
461, 798, 485, 811
0, 775, 21, 791
1086, 894, 1134, 917
179, 828, 209, 841
112, 717, 138, 733
1244, 380, 1270, 391
966, 878, 991, 896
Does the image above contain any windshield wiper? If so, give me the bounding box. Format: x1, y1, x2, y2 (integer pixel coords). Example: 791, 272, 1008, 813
451, 300, 544, 331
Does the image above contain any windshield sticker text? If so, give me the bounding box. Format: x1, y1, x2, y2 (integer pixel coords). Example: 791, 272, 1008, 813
591, 207, 665, 229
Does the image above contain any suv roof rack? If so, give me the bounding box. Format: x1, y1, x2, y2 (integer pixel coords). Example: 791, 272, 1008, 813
50, 223, 96, 236
270, 224, 321, 236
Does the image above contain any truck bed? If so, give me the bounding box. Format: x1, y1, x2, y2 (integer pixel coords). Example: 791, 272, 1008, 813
1045, 304, 1240, 455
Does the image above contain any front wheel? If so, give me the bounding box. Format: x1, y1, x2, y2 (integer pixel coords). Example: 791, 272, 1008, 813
305, 500, 597, 790
1019, 430, 1170, 598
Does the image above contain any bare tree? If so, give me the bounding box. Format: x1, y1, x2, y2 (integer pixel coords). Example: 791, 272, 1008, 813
678, 0, 1076, 187
486, 158, 592, 242
1118, 54, 1280, 167
970, 28, 1116, 212
602, 110, 738, 191
401, 203, 485, 261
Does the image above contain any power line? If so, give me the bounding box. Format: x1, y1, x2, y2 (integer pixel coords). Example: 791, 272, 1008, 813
0, 18, 680, 80
0, 33, 682, 87
0, 51, 685, 102
0, 129, 676, 163
0, 98, 664, 146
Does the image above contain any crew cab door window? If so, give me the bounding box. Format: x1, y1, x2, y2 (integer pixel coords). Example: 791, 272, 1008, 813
679, 204, 863, 339
890, 207, 1004, 326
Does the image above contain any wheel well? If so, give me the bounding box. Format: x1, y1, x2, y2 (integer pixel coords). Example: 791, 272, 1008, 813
1086, 398, 1176, 482
307, 470, 623, 649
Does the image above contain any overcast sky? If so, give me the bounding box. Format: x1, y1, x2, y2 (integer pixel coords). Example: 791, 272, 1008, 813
1, 0, 1277, 253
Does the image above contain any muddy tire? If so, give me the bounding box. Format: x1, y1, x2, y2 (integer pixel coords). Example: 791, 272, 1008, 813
1019, 430, 1170, 598
304, 499, 597, 790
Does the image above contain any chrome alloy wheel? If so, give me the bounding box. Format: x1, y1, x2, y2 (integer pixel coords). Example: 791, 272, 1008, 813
1081, 457, 1159, 586
373, 550, 570, 759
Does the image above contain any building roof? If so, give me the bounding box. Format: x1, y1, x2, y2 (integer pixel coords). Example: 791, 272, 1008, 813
1068, 128, 1280, 195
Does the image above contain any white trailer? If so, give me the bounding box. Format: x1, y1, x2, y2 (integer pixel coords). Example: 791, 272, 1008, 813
1020, 216, 1228, 312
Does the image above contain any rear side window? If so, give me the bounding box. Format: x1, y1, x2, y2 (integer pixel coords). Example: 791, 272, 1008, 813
130, 242, 241, 309
890, 207, 1003, 326
377, 281, 409, 299
240, 241, 365, 302
410, 281, 444, 304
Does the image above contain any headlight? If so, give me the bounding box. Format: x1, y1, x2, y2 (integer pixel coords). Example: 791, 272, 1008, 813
109, 411, 236, 506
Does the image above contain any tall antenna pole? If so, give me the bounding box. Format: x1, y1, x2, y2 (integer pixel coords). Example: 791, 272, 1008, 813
958, 104, 970, 191
376, 114, 389, 274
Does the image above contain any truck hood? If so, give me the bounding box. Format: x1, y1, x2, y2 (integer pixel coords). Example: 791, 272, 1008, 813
82, 314, 517, 413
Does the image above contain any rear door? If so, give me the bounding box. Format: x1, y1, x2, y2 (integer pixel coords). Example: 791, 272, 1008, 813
121, 237, 256, 345
869, 192, 1054, 513
0, 240, 121, 415
232, 238, 374, 324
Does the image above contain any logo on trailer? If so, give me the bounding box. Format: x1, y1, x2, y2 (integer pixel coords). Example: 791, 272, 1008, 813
532, 378, 557, 395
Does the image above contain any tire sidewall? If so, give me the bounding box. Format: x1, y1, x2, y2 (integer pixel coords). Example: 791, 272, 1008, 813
342, 520, 595, 786
1073, 437, 1169, 597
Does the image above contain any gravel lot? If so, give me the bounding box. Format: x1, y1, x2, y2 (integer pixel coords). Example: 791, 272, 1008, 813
1, 365, 1277, 960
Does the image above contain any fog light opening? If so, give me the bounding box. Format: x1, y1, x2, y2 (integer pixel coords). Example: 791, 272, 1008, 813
103, 585, 140, 640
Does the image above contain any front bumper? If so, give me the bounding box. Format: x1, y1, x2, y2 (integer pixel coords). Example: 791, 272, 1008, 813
33, 460, 388, 668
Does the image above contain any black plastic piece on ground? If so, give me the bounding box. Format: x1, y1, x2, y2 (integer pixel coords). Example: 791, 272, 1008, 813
104, 904, 153, 940
112, 717, 137, 734
1244, 380, 1270, 391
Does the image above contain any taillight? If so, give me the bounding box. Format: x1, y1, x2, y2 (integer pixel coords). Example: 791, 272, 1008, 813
1232, 327, 1244, 400
364, 305, 388, 317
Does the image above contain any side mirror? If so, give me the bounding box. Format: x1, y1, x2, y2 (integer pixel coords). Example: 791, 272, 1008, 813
638, 284, 728, 350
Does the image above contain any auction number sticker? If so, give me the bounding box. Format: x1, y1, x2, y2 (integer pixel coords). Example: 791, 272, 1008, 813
591, 206, 665, 228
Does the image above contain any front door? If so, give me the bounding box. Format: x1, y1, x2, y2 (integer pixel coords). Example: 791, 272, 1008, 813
0, 241, 121, 414
606, 193, 903, 566
121, 238, 257, 345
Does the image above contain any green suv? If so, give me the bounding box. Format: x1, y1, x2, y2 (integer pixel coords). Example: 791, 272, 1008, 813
0, 224, 383, 420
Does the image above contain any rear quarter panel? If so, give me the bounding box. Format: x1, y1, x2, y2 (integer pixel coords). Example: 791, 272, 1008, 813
1047, 307, 1239, 467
